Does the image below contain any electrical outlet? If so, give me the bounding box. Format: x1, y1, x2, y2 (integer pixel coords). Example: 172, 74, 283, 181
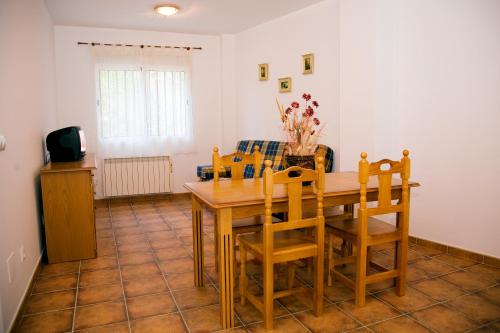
20, 246, 26, 263
6, 252, 14, 283
0, 135, 6, 151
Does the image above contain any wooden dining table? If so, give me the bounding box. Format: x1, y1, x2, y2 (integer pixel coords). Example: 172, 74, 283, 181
184, 171, 419, 329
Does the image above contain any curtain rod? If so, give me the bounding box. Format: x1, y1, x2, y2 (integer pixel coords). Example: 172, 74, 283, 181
77, 42, 202, 51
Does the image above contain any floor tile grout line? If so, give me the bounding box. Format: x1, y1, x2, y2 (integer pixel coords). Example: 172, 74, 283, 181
71, 260, 82, 332
139, 200, 193, 333
110, 201, 133, 333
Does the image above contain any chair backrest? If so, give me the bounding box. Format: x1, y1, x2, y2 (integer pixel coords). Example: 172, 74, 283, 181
358, 150, 411, 218
262, 158, 325, 237
212, 146, 261, 181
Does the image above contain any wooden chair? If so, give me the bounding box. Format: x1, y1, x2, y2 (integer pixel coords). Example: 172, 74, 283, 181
326, 150, 411, 306
212, 146, 264, 270
239, 158, 325, 331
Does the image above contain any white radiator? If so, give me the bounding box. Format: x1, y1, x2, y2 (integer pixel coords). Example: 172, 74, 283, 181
102, 156, 172, 197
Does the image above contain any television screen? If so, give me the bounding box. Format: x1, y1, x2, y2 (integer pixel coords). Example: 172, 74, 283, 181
46, 126, 86, 162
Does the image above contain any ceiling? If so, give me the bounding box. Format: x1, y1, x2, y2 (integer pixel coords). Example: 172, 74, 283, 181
45, 0, 325, 35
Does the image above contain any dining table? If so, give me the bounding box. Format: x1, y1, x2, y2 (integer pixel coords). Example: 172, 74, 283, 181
183, 171, 420, 329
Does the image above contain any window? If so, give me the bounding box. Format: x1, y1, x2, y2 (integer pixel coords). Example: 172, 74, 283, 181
97, 68, 190, 140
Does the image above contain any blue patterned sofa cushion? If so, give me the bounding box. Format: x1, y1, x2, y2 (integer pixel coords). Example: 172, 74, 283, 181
197, 140, 334, 181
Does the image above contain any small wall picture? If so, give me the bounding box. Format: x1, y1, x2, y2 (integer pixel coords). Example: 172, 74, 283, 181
302, 53, 314, 74
278, 77, 292, 93
258, 63, 269, 81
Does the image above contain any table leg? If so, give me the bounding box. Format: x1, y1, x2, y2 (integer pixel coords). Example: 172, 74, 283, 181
192, 195, 205, 287
217, 207, 234, 329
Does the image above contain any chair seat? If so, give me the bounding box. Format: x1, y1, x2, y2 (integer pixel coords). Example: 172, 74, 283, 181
239, 231, 317, 263
326, 217, 397, 237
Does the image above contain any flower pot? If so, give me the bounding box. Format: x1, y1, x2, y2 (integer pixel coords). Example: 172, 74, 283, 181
284, 154, 315, 185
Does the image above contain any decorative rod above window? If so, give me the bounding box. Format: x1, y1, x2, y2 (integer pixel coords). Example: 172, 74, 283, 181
77, 42, 202, 51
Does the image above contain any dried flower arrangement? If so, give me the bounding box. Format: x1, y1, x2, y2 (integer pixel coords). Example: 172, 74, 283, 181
277, 93, 324, 156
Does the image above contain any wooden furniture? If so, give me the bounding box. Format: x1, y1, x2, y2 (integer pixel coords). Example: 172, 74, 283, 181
184, 171, 419, 329
212, 146, 264, 269
326, 150, 411, 307
40, 154, 97, 263
239, 159, 325, 330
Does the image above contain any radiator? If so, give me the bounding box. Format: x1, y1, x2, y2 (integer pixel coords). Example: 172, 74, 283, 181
102, 156, 172, 197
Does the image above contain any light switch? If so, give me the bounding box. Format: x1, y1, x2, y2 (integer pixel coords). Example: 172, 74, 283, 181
0, 135, 6, 151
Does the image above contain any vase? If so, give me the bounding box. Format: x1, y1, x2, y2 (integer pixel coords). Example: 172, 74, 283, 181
284, 154, 315, 185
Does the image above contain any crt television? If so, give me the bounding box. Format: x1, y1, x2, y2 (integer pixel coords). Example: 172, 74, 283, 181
46, 126, 86, 162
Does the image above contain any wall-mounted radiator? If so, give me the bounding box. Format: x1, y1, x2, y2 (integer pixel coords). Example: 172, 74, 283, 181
102, 156, 172, 197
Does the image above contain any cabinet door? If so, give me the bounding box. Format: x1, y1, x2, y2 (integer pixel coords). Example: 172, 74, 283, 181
42, 170, 96, 263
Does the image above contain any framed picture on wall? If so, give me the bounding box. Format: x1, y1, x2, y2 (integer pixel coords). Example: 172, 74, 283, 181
302, 53, 314, 74
258, 63, 269, 81
278, 77, 292, 93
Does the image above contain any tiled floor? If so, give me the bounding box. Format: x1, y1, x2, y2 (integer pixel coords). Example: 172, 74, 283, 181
16, 197, 500, 333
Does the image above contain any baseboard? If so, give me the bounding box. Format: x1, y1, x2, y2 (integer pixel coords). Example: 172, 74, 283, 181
409, 236, 499, 267
94, 192, 191, 206
7, 252, 43, 333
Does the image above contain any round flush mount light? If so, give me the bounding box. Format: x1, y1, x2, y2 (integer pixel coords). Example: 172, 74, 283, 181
154, 4, 180, 16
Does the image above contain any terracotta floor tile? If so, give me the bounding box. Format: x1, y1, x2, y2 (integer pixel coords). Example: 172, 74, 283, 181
75, 321, 130, 332
412, 277, 465, 301
147, 230, 177, 240
155, 247, 190, 261
235, 300, 288, 324
19, 309, 73, 333
74, 300, 127, 330
246, 315, 309, 333
368, 315, 432, 333
434, 254, 480, 269
96, 229, 114, 238
25, 289, 76, 314
123, 275, 169, 297
165, 272, 197, 290
172, 285, 219, 310
411, 304, 478, 333
295, 305, 360, 333
79, 269, 121, 287
411, 244, 444, 257
114, 226, 144, 236
478, 285, 500, 305
33, 273, 78, 293
407, 264, 432, 283
376, 287, 436, 313
465, 265, 500, 283
112, 220, 139, 228
119, 252, 155, 266
121, 262, 161, 281
338, 296, 401, 325
448, 294, 500, 324
81, 256, 118, 271
278, 288, 316, 313
183, 304, 243, 332
142, 224, 171, 232
150, 238, 184, 250
441, 270, 496, 292
127, 292, 177, 319
78, 283, 123, 306
413, 258, 458, 277
160, 258, 194, 274
39, 261, 80, 277
97, 244, 117, 256
115, 233, 147, 244
118, 242, 152, 254
323, 283, 355, 303
131, 313, 188, 333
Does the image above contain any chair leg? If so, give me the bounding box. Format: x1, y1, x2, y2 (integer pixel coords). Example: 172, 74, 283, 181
239, 245, 247, 305
263, 259, 274, 331
214, 213, 218, 272
396, 238, 408, 296
366, 246, 372, 272
313, 252, 324, 316
327, 233, 334, 287
355, 242, 367, 307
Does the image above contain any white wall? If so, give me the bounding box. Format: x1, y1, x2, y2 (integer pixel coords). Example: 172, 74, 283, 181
339, 0, 500, 257
0, 0, 58, 331
233, 0, 341, 168
53, 26, 222, 194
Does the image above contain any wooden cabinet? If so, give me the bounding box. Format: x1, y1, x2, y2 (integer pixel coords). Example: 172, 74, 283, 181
40, 154, 97, 263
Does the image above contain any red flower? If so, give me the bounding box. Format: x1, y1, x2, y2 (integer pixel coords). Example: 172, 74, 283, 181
285, 107, 292, 114
302, 93, 311, 101
305, 106, 314, 117
312, 100, 319, 107
313, 118, 320, 125
291, 101, 300, 108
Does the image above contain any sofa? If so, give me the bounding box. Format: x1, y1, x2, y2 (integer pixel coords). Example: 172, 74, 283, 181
197, 140, 334, 181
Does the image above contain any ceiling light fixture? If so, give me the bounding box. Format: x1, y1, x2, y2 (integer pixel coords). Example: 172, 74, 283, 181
154, 4, 180, 16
